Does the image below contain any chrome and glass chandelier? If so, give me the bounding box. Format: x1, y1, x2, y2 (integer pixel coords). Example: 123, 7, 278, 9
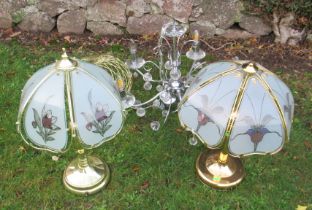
125, 21, 206, 130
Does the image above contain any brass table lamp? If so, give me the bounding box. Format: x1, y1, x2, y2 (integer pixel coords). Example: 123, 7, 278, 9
16, 49, 126, 195
178, 60, 294, 188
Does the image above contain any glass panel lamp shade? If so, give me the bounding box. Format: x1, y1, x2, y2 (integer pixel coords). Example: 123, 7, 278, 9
178, 60, 294, 188
16, 49, 125, 194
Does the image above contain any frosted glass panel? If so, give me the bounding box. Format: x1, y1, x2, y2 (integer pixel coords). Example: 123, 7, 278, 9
179, 73, 241, 147
19, 64, 54, 114
229, 77, 284, 156
71, 70, 123, 147
186, 62, 237, 95
78, 61, 119, 96
23, 72, 67, 152
262, 73, 294, 136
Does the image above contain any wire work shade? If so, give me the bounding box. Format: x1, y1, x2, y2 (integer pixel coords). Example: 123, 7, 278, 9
17, 56, 124, 153
178, 60, 294, 156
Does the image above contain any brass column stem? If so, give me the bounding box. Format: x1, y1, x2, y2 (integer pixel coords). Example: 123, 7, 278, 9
77, 149, 88, 169
218, 152, 228, 164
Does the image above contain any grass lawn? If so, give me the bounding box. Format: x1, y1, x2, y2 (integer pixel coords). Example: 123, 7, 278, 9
0, 38, 311, 210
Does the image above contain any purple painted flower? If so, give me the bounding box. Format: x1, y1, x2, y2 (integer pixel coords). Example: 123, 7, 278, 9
32, 101, 60, 143
81, 90, 115, 137
234, 114, 282, 151
246, 126, 271, 151
42, 116, 52, 129
185, 95, 223, 134
197, 112, 209, 126
95, 103, 108, 122
42, 110, 54, 129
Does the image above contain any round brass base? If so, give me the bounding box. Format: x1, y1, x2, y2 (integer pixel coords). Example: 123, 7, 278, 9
63, 155, 110, 195
196, 150, 245, 189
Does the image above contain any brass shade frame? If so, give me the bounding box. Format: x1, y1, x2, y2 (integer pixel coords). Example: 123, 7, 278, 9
178, 61, 290, 188
16, 49, 125, 194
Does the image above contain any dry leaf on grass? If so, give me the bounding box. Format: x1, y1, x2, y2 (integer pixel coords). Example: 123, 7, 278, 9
304, 141, 312, 150
140, 180, 149, 191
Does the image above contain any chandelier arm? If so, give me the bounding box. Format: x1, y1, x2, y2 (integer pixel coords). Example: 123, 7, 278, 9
133, 67, 145, 77
160, 35, 172, 51
180, 40, 194, 54
144, 60, 160, 69
140, 60, 165, 83
157, 36, 166, 81
131, 92, 162, 108
176, 36, 182, 55
149, 79, 165, 83
186, 61, 205, 79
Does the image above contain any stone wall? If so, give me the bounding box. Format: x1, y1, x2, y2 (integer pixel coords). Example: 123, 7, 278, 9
0, 0, 272, 38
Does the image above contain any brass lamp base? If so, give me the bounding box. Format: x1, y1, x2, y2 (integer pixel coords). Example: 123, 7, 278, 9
63, 155, 110, 195
196, 149, 245, 189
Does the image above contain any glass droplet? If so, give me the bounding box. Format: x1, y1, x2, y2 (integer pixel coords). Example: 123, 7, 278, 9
136, 107, 146, 117
162, 110, 169, 117
158, 103, 165, 110
150, 121, 160, 131
122, 92, 136, 109
143, 72, 152, 82
156, 85, 164, 92
188, 136, 198, 146
160, 91, 175, 104
170, 69, 181, 80
152, 99, 161, 108
160, 91, 170, 103
143, 82, 152, 90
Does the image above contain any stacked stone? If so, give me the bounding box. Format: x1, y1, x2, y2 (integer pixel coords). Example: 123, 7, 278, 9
0, 0, 272, 38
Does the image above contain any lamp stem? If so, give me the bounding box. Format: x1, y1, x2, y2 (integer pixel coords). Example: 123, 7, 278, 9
218, 152, 229, 164
63, 149, 111, 194
77, 149, 88, 168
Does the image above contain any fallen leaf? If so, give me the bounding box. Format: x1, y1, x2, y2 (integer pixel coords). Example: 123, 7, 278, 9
142, 34, 154, 41
175, 128, 183, 133
304, 141, 312, 150
19, 146, 26, 152
52, 155, 59, 161
140, 180, 149, 191
98, 37, 109, 45
40, 38, 49, 46
64, 35, 71, 43
132, 165, 140, 173
298, 16, 309, 25
293, 156, 299, 160
128, 125, 141, 133
15, 190, 23, 198
10, 31, 21, 38
3, 28, 13, 36
5, 71, 16, 78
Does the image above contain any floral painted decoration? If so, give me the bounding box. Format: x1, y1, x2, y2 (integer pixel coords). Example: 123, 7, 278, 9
231, 114, 282, 152
186, 95, 223, 134
32, 100, 61, 142
81, 90, 115, 137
